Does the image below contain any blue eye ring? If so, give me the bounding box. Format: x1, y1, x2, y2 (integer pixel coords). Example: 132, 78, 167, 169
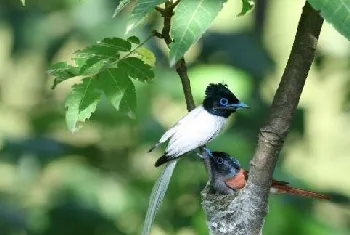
219, 98, 228, 106
217, 157, 224, 164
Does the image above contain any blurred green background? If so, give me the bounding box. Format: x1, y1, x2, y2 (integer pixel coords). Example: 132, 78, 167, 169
0, 0, 349, 235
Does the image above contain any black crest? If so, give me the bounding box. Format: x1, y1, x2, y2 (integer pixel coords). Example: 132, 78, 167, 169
202, 83, 240, 118
205, 83, 231, 98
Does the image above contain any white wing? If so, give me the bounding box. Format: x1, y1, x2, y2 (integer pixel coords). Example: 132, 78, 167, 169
165, 106, 227, 157
150, 106, 206, 150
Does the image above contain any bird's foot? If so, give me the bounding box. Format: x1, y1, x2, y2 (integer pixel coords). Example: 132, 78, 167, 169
196, 147, 213, 159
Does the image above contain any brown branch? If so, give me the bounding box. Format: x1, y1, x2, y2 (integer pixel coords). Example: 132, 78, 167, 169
156, 0, 195, 111
156, 0, 211, 198
154, 6, 164, 14
249, 1, 324, 189
202, 2, 324, 235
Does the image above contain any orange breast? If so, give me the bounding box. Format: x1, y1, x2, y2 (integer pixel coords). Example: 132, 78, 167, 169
224, 169, 247, 189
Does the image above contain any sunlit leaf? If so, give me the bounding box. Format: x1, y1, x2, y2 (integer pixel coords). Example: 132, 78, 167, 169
126, 0, 168, 33
237, 0, 255, 16
21, 0, 25, 6
113, 0, 132, 17
308, 0, 350, 40
133, 47, 156, 66
65, 77, 102, 133
169, 0, 227, 66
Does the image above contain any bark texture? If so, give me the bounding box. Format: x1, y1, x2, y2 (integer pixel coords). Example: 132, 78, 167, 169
201, 2, 324, 235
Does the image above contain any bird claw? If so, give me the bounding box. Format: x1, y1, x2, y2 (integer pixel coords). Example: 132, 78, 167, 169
196, 147, 213, 159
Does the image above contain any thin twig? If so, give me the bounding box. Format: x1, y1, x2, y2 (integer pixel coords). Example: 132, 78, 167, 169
158, 0, 207, 195
158, 0, 195, 111
120, 32, 156, 60
155, 6, 164, 13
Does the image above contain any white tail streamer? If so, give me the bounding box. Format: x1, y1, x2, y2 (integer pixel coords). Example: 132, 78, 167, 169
141, 160, 177, 235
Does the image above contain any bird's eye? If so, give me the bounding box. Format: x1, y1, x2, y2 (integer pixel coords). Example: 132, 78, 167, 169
232, 159, 241, 170
219, 98, 228, 106
217, 157, 224, 164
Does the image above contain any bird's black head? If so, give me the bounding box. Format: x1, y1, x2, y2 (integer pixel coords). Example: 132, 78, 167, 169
202, 83, 249, 118
209, 151, 241, 179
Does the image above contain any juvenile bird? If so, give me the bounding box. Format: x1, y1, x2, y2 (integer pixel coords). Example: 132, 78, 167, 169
142, 83, 248, 235
208, 151, 330, 200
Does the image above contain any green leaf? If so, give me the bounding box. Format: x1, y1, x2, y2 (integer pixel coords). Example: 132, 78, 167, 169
118, 57, 154, 82
79, 57, 109, 76
134, 47, 156, 66
126, 0, 168, 33
76, 38, 131, 60
21, 0, 25, 6
98, 68, 136, 116
169, 0, 227, 66
48, 62, 80, 89
72, 38, 132, 75
119, 83, 136, 118
308, 0, 350, 40
127, 35, 141, 44
113, 0, 131, 17
65, 77, 102, 133
237, 0, 255, 16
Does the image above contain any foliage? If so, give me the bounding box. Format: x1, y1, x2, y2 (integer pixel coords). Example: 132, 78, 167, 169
48, 37, 155, 132
44, 0, 350, 132
126, 0, 168, 33
1, 1, 350, 235
113, 0, 132, 17
238, 0, 255, 16
169, 0, 228, 66
47, 0, 257, 131
307, 0, 350, 40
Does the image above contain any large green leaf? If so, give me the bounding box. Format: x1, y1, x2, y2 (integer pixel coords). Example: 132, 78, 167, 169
308, 0, 350, 39
65, 77, 102, 132
126, 0, 168, 33
118, 57, 154, 82
113, 0, 132, 17
169, 0, 227, 66
98, 68, 136, 116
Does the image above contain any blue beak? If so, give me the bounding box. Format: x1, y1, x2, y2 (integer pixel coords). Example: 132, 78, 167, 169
203, 147, 213, 157
228, 101, 249, 109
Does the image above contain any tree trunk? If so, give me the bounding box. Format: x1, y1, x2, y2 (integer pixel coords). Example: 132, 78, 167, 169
201, 2, 324, 234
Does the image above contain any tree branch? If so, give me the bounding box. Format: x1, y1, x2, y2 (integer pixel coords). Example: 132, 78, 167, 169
201, 2, 324, 235
156, 0, 211, 195
155, 0, 195, 111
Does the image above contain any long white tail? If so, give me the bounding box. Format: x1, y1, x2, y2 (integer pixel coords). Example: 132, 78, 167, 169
141, 160, 177, 235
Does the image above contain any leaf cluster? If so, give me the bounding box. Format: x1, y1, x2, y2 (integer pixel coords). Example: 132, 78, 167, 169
46, 0, 349, 132
48, 36, 155, 132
